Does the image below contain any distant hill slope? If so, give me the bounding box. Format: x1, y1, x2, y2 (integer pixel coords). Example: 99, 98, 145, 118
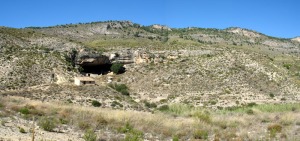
0, 20, 300, 108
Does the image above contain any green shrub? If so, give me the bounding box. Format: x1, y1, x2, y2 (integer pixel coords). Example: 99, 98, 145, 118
38, 117, 58, 132
119, 89, 129, 96
144, 101, 157, 108
193, 129, 208, 139
280, 97, 286, 101
192, 111, 212, 123
125, 130, 143, 141
269, 93, 275, 98
110, 63, 124, 74
111, 101, 123, 108
172, 135, 179, 141
118, 122, 133, 133
19, 127, 26, 133
19, 107, 30, 115
267, 124, 282, 138
209, 100, 217, 105
167, 104, 192, 115
91, 100, 101, 107
158, 105, 169, 111
59, 118, 69, 124
247, 102, 257, 107
83, 129, 97, 141
109, 83, 130, 96
246, 109, 254, 115
283, 64, 292, 69
118, 122, 143, 141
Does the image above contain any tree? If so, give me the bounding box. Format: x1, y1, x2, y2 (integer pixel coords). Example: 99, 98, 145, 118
110, 63, 125, 74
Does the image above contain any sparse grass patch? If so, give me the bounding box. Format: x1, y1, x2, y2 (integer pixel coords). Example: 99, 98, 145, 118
279, 113, 295, 125
19, 107, 30, 115
0, 97, 299, 140
162, 103, 193, 116
83, 129, 97, 141
78, 120, 92, 130
267, 124, 282, 138
38, 116, 58, 132
219, 103, 300, 114
118, 122, 143, 141
192, 111, 212, 123
157, 104, 212, 123
193, 129, 208, 139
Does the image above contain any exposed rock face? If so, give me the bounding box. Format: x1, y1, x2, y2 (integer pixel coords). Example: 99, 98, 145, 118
152, 24, 172, 31
226, 27, 261, 38
76, 49, 156, 66
76, 49, 110, 66
110, 49, 135, 64
109, 49, 181, 65
134, 50, 152, 64
108, 49, 154, 64
292, 37, 300, 42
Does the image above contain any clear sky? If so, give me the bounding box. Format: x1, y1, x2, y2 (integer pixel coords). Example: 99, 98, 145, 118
0, 0, 299, 38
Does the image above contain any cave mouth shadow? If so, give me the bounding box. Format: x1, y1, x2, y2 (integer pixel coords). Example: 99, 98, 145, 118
80, 64, 112, 75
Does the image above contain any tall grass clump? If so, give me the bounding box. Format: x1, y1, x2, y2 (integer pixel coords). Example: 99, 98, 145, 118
219, 103, 300, 114
157, 103, 211, 122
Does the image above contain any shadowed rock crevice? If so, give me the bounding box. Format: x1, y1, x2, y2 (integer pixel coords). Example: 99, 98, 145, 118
80, 64, 112, 75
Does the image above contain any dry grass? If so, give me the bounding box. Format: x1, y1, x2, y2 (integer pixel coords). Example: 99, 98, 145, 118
0, 96, 299, 140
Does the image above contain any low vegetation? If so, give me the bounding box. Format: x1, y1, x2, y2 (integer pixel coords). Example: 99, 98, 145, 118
108, 83, 130, 96
110, 63, 125, 74
0, 97, 299, 140
91, 100, 101, 107
38, 116, 58, 132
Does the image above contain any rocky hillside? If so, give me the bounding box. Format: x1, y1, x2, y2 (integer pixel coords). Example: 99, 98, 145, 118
1, 21, 300, 141
0, 21, 300, 109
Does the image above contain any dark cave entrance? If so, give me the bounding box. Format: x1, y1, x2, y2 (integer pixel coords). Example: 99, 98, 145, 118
80, 64, 112, 75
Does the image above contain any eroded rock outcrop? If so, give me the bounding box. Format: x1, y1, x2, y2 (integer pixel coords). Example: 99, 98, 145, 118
76, 49, 110, 66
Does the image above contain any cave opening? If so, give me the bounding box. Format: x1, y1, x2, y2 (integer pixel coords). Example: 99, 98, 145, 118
80, 64, 112, 75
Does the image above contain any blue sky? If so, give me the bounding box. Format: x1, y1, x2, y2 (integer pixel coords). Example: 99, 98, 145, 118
0, 0, 299, 38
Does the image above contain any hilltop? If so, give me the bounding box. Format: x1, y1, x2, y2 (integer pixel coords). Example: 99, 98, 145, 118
0, 21, 300, 140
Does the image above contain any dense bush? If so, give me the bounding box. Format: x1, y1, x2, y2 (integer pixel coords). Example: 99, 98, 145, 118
109, 83, 129, 96
91, 100, 101, 107
247, 102, 257, 107
283, 64, 292, 69
19, 107, 30, 115
38, 116, 58, 132
144, 101, 157, 108
110, 63, 125, 74
158, 105, 169, 111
